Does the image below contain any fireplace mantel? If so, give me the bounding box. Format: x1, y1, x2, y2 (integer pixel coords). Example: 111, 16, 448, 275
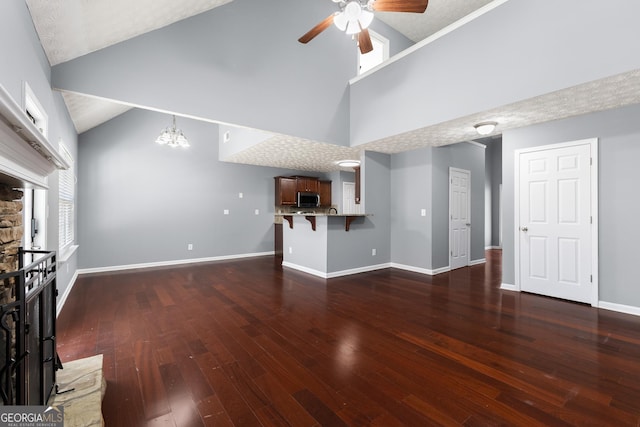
0, 84, 70, 189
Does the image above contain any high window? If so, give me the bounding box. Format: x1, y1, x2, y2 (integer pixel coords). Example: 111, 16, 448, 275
358, 30, 389, 75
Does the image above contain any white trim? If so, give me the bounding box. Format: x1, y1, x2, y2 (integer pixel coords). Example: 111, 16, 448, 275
350, 0, 511, 84
514, 138, 599, 305
500, 283, 518, 291
485, 246, 502, 250
449, 167, 471, 270
469, 258, 486, 266
390, 263, 450, 276
77, 252, 273, 275
598, 301, 640, 317
282, 261, 391, 279
56, 270, 78, 318
357, 29, 389, 75
58, 244, 79, 263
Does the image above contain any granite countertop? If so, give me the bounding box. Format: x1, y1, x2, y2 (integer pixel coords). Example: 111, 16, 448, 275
281, 213, 369, 217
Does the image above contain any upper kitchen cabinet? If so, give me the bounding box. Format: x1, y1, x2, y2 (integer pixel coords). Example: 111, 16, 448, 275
274, 176, 297, 206
319, 180, 332, 207
295, 176, 319, 193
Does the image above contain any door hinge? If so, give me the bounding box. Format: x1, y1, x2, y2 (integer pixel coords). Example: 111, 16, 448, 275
590, 216, 592, 224
590, 157, 593, 166
590, 275, 593, 283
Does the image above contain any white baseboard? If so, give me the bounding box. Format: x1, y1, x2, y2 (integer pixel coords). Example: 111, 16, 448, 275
500, 283, 518, 291
469, 258, 486, 266
77, 251, 274, 275
598, 301, 640, 317
56, 270, 79, 318
390, 263, 450, 276
327, 263, 391, 278
485, 246, 502, 250
282, 262, 391, 279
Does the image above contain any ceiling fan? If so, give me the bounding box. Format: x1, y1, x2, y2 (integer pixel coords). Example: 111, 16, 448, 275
298, 0, 429, 54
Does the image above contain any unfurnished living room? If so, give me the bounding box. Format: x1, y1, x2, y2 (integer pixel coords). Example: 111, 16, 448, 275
1, 0, 640, 425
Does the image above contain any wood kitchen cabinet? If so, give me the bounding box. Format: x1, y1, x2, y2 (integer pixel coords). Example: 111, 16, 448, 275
275, 176, 332, 206
274, 176, 297, 206
319, 180, 332, 207
295, 176, 319, 193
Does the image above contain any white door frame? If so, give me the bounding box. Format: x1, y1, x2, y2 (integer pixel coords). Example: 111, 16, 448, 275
449, 167, 471, 270
514, 138, 599, 306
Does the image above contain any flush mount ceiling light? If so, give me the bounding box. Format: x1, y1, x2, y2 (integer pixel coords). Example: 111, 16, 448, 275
156, 115, 190, 148
474, 121, 498, 135
336, 159, 361, 168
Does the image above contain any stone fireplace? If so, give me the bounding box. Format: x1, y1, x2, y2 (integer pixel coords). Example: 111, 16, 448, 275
0, 183, 24, 300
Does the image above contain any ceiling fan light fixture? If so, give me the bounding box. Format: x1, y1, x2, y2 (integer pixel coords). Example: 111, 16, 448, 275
474, 121, 497, 135
345, 19, 361, 35
334, 11, 348, 31
359, 10, 374, 29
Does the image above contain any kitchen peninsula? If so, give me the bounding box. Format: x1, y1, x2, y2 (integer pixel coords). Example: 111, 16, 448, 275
280, 213, 381, 279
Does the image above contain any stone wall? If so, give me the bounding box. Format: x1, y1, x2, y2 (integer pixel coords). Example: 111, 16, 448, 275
0, 183, 23, 304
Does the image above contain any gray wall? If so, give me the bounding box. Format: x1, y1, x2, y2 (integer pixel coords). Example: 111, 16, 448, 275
0, 1, 79, 300
432, 143, 485, 268
77, 108, 305, 269
351, 151, 392, 265
484, 138, 502, 248
350, 0, 640, 146
391, 147, 432, 269
51, 0, 388, 147
502, 103, 640, 307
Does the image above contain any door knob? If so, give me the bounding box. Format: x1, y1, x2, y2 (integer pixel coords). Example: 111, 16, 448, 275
520, 226, 528, 232
465, 223, 471, 227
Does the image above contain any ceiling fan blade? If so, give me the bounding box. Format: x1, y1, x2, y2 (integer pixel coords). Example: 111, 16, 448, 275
358, 28, 373, 54
371, 0, 429, 13
298, 14, 335, 44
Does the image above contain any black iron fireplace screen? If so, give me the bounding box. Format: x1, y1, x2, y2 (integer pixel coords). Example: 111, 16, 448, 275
0, 248, 60, 406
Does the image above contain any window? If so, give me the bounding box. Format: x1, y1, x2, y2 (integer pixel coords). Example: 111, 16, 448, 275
58, 144, 74, 251
358, 30, 389, 75
23, 82, 48, 137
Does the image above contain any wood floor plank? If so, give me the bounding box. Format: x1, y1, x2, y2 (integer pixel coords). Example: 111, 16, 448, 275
56, 251, 640, 426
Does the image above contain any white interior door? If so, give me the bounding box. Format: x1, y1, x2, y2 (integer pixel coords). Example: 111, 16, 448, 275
517, 141, 594, 303
342, 182, 361, 214
450, 168, 470, 270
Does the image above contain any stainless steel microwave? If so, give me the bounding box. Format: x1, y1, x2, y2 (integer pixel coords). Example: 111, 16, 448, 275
297, 192, 319, 208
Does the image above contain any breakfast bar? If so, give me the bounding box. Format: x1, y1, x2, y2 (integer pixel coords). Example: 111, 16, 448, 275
280, 213, 384, 278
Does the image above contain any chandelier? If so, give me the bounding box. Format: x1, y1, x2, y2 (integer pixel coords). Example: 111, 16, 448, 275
155, 115, 190, 148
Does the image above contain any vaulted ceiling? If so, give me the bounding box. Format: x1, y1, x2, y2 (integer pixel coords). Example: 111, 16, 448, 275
25, 0, 640, 171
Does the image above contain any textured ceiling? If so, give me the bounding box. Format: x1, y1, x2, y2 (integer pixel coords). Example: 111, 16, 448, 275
25, 1, 640, 172
225, 69, 640, 172
26, 0, 489, 138
26, 0, 234, 66
376, 0, 494, 43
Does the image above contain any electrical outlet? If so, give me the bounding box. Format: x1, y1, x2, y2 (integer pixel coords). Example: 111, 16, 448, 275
421, 209, 427, 217
289, 247, 293, 254
224, 209, 229, 215
239, 192, 243, 198
188, 243, 193, 251
372, 248, 376, 256
255, 209, 259, 215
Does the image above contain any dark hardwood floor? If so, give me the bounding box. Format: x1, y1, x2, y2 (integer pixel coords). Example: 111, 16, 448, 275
56, 251, 640, 426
